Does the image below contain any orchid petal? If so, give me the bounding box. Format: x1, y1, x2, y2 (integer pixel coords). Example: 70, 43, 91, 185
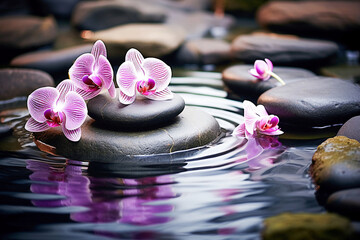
28, 87, 59, 123
125, 48, 145, 76
108, 81, 116, 99
142, 58, 171, 92
95, 55, 113, 89
75, 88, 102, 100
62, 125, 81, 142
116, 61, 137, 97
254, 60, 267, 75
69, 53, 95, 89
56, 80, 77, 104
260, 129, 284, 136
232, 123, 246, 137
25, 117, 51, 132
255, 104, 268, 117
91, 40, 107, 63
119, 89, 136, 105
265, 58, 273, 72
249, 69, 261, 79
243, 100, 259, 135
245, 137, 264, 159
63, 92, 87, 130
145, 87, 173, 101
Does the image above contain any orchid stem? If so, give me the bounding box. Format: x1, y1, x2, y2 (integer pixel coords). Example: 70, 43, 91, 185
270, 72, 285, 85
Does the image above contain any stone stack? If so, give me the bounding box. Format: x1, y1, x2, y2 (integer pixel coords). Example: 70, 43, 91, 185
34, 91, 221, 163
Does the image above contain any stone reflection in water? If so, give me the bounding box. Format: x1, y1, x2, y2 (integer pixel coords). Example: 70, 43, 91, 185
26, 160, 176, 225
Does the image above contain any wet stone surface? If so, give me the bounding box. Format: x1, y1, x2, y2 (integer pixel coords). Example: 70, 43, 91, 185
263, 213, 354, 240
258, 77, 360, 127
222, 65, 315, 100
337, 115, 360, 143
311, 136, 360, 194
88, 92, 185, 130
231, 33, 339, 68
34, 107, 221, 162
0, 68, 54, 101
326, 188, 360, 220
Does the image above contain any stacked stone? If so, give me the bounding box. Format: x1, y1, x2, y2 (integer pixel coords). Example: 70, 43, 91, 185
34, 91, 221, 163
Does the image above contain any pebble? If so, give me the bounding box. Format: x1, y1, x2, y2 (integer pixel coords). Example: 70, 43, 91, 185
88, 92, 185, 129
222, 65, 315, 100
231, 33, 339, 69
326, 188, 360, 220
10, 44, 92, 82
258, 77, 360, 127
176, 38, 231, 65
263, 213, 353, 240
89, 24, 185, 59
0, 68, 54, 101
337, 116, 360, 143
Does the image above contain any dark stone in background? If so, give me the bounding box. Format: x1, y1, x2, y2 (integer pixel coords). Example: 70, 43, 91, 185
10, 44, 92, 83
257, 1, 360, 49
231, 33, 339, 69
258, 77, 360, 127
33, 107, 221, 162
222, 65, 315, 101
0, 68, 54, 101
326, 188, 360, 220
337, 115, 360, 143
0, 15, 58, 64
88, 92, 185, 130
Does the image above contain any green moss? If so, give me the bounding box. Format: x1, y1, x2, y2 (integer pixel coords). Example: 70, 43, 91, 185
263, 213, 353, 240
311, 136, 360, 184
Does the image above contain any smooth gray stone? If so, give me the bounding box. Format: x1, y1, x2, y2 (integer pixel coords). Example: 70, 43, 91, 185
231, 34, 339, 68
176, 38, 231, 65
0, 68, 54, 101
87, 92, 185, 129
10, 44, 92, 82
72, 0, 166, 31
337, 116, 360, 143
0, 15, 57, 62
326, 188, 360, 220
222, 65, 315, 100
257, 1, 360, 48
258, 77, 360, 127
33, 107, 221, 162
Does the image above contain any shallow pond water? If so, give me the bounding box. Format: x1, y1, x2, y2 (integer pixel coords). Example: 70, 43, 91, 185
0, 70, 334, 240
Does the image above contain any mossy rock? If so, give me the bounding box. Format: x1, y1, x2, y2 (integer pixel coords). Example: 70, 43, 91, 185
263, 213, 353, 240
310, 136, 360, 192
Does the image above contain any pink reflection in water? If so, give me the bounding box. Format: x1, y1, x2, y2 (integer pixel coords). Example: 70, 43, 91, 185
27, 160, 176, 225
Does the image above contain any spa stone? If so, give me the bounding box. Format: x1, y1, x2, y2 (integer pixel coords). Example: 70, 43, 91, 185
87, 91, 185, 129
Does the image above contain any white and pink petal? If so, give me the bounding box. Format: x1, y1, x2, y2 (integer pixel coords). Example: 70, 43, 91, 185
119, 89, 136, 105
145, 87, 173, 101
28, 87, 59, 123
62, 92, 87, 130
62, 125, 82, 142
68, 53, 95, 89
94, 55, 113, 89
125, 48, 145, 75
142, 58, 171, 92
25, 117, 51, 132
116, 61, 138, 97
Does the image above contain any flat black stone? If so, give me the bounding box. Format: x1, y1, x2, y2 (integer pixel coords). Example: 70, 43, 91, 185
337, 115, 360, 143
87, 91, 185, 129
33, 107, 221, 163
222, 65, 315, 100
0, 68, 54, 101
326, 188, 360, 220
258, 77, 360, 127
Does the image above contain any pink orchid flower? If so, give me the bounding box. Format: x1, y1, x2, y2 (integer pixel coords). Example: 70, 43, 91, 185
233, 100, 283, 138
69, 40, 115, 100
116, 48, 173, 105
25, 80, 87, 142
249, 58, 285, 85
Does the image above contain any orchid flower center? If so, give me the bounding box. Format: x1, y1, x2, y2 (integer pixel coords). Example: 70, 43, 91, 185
82, 74, 102, 91
263, 115, 279, 130
44, 108, 64, 127
136, 78, 156, 96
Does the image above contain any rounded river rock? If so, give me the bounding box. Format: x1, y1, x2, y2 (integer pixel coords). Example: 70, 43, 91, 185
222, 65, 315, 100
87, 92, 185, 129
33, 107, 221, 162
258, 77, 360, 127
